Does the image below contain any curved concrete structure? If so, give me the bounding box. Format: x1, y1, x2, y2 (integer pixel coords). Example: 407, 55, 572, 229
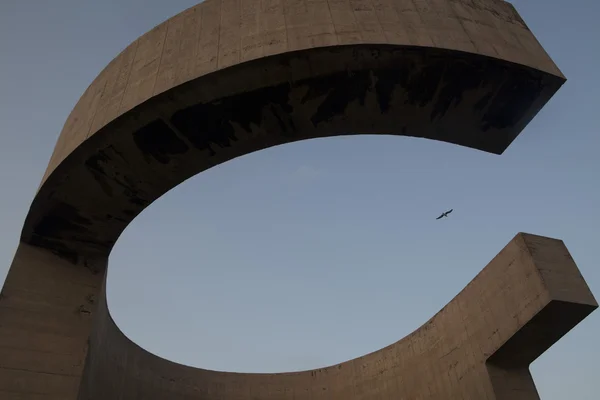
0, 0, 597, 399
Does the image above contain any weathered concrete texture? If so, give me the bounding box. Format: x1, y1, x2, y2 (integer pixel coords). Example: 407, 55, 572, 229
0, 0, 595, 399
0, 244, 103, 399
76, 233, 597, 400
38, 0, 563, 189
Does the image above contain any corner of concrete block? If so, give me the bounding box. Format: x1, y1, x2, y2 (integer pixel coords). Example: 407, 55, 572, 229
515, 232, 598, 308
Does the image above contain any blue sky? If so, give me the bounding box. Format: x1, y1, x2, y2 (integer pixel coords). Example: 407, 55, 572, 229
0, 0, 598, 398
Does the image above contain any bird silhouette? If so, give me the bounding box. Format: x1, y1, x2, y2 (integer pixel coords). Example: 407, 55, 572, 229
436, 209, 453, 220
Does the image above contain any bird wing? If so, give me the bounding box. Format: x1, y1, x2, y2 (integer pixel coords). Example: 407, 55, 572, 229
436, 214, 444, 220
446, 209, 453, 214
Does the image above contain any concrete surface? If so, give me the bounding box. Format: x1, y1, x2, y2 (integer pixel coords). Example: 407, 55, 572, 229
1, 0, 595, 399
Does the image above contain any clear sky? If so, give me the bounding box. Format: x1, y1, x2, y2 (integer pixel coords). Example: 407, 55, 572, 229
0, 0, 598, 398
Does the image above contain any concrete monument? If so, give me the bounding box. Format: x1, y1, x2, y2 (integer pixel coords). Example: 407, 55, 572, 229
0, 0, 596, 398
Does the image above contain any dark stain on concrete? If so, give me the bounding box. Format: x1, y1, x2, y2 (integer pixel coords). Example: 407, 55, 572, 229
170, 104, 235, 156
85, 147, 149, 207
431, 61, 483, 121
372, 56, 438, 114
301, 71, 371, 126
480, 70, 544, 131
84, 260, 102, 275
168, 84, 295, 157
132, 119, 189, 164
105, 214, 128, 223
25, 46, 557, 260
85, 151, 114, 197
374, 69, 401, 114
474, 92, 494, 113
32, 202, 92, 238
165, 50, 546, 146
405, 61, 445, 108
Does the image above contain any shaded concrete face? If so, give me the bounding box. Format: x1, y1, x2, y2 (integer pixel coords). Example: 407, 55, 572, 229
24, 45, 564, 262
0, 0, 596, 399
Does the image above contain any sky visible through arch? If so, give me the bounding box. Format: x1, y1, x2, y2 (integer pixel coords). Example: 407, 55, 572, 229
0, 0, 598, 398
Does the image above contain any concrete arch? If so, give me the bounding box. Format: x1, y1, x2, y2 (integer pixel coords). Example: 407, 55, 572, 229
0, 0, 596, 399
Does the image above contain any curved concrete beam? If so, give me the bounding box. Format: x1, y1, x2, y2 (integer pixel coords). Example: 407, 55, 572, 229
0, 0, 595, 399
77, 233, 597, 399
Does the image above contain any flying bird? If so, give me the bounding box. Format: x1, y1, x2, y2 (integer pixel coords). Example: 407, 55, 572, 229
436, 209, 453, 220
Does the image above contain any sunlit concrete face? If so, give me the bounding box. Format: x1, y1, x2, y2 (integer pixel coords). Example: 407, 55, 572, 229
0, 0, 597, 399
